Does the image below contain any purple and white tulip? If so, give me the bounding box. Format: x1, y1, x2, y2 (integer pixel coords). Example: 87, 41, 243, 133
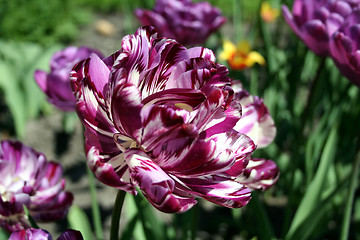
330, 8, 360, 87
9, 228, 83, 240
0, 140, 73, 232
70, 26, 278, 213
282, 0, 360, 56
135, 0, 226, 46
34, 46, 103, 111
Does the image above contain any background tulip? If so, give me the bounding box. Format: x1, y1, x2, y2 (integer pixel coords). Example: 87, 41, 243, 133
135, 0, 226, 46
34, 46, 103, 111
330, 8, 360, 87
282, 0, 360, 56
0, 140, 73, 233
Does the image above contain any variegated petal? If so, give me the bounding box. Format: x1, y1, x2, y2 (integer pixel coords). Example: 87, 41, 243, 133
124, 149, 197, 213
177, 175, 252, 208
237, 158, 279, 190
87, 146, 135, 194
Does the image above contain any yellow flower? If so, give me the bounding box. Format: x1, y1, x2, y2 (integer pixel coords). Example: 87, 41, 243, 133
219, 40, 265, 70
260, 2, 280, 23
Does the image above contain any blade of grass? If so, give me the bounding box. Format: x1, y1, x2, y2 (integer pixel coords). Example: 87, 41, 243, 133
86, 162, 104, 240
288, 176, 349, 240
248, 192, 275, 240
133, 192, 165, 240
340, 135, 360, 240
68, 205, 94, 240
286, 120, 339, 239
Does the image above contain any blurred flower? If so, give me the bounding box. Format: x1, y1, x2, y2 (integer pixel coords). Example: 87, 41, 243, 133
232, 83, 276, 148
0, 140, 73, 233
34, 46, 103, 111
8, 228, 51, 240
9, 228, 83, 240
261, 2, 280, 23
282, 0, 360, 56
134, 0, 226, 46
71, 26, 278, 213
330, 8, 360, 87
219, 40, 265, 70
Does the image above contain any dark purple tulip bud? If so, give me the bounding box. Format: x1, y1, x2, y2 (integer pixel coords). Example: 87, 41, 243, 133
282, 0, 360, 56
135, 0, 226, 46
34, 46, 103, 111
330, 8, 360, 87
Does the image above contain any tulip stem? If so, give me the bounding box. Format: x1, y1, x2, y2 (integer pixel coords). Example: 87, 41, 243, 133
233, 0, 242, 43
23, 205, 39, 229
86, 163, 104, 240
300, 56, 326, 133
340, 134, 360, 240
110, 190, 126, 240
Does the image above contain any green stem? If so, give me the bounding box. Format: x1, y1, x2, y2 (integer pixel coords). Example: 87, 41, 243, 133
110, 190, 126, 240
233, 0, 241, 42
299, 57, 326, 134
23, 205, 40, 229
340, 135, 360, 240
86, 163, 104, 240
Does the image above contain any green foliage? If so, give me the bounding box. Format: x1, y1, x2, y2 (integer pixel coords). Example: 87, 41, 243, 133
0, 0, 90, 45
0, 41, 61, 138
68, 206, 94, 240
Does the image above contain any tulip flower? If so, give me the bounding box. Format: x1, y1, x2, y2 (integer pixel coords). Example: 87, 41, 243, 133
70, 26, 278, 213
0, 140, 73, 232
329, 8, 360, 87
34, 46, 103, 111
135, 0, 226, 46
261, 2, 280, 23
9, 228, 83, 240
219, 40, 265, 70
282, 0, 360, 56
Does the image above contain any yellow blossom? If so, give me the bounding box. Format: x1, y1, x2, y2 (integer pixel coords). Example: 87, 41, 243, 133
260, 2, 280, 23
219, 40, 265, 70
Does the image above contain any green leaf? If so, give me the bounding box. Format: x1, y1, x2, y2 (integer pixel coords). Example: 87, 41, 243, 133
286, 122, 339, 240
120, 213, 140, 240
67, 205, 94, 240
0, 61, 27, 138
287, 177, 349, 240
133, 193, 166, 240
0, 228, 9, 239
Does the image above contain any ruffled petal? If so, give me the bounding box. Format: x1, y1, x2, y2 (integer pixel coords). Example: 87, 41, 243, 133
110, 83, 143, 140
71, 55, 117, 140
237, 158, 279, 190
234, 94, 276, 148
124, 149, 196, 213
177, 175, 252, 208
86, 146, 135, 194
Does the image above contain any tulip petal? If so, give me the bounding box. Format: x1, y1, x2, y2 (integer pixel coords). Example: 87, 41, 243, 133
177, 175, 252, 208
86, 146, 135, 194
124, 149, 197, 213
110, 83, 143, 140
71, 56, 117, 140
234, 93, 276, 148
237, 158, 279, 190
